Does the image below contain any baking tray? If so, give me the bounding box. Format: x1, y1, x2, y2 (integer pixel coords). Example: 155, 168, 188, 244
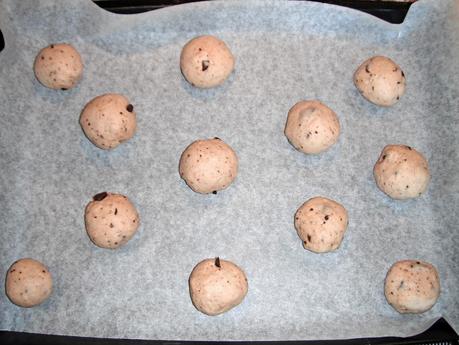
0, 0, 458, 344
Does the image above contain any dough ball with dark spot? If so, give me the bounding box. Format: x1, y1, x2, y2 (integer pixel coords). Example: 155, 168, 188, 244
294, 197, 348, 253
373, 144, 430, 200
385, 260, 440, 313
284, 100, 340, 154
84, 192, 140, 249
189, 258, 248, 316
180, 35, 235, 88
5, 258, 52, 307
80, 93, 137, 150
179, 138, 238, 194
354, 56, 406, 106
34, 43, 83, 90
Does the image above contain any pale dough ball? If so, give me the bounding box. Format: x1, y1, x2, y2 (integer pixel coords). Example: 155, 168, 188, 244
180, 35, 235, 88
354, 56, 406, 106
373, 144, 430, 200
5, 258, 52, 308
84, 192, 140, 249
385, 260, 440, 314
284, 100, 340, 154
33, 43, 83, 90
80, 93, 137, 150
294, 197, 348, 253
189, 257, 248, 316
179, 138, 238, 194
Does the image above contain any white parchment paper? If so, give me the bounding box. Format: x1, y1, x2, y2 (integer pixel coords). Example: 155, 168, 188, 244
0, 0, 457, 340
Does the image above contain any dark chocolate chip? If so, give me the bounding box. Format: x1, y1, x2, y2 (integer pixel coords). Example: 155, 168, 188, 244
214, 137, 220, 140
50, 44, 54, 48
382, 154, 386, 160
365, 65, 370, 73
309, 208, 314, 211
215, 257, 221, 268
109, 223, 114, 228
114, 208, 118, 215
202, 60, 210, 71
212, 191, 217, 194
401, 71, 405, 78
126, 104, 134, 112
41, 56, 44, 60
406, 145, 412, 150
61, 88, 68, 91
307, 234, 311, 242
93, 192, 108, 201
324, 215, 329, 221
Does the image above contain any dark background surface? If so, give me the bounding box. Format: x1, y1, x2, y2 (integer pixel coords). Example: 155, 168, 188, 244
0, 1, 457, 344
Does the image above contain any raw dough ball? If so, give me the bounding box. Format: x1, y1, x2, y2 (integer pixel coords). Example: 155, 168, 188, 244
80, 93, 137, 150
84, 192, 140, 249
180, 35, 235, 88
385, 260, 440, 314
294, 197, 348, 253
5, 258, 52, 308
373, 144, 430, 200
189, 257, 248, 316
33, 43, 83, 90
284, 100, 340, 154
354, 56, 406, 106
179, 138, 238, 194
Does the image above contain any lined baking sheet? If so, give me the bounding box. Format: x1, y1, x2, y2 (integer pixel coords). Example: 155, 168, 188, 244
0, 0, 457, 340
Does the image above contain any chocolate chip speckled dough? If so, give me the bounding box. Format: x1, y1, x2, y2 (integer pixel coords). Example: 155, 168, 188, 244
373, 144, 430, 200
354, 56, 406, 106
80, 93, 137, 150
179, 138, 238, 194
294, 197, 349, 253
284, 100, 340, 154
84, 192, 140, 249
180, 35, 235, 88
189, 258, 248, 316
33, 43, 83, 90
5, 258, 53, 308
385, 260, 440, 314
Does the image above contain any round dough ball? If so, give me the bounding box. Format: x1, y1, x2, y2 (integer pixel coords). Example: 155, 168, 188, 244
385, 260, 440, 314
354, 56, 406, 106
5, 258, 52, 308
189, 257, 248, 316
373, 144, 430, 200
84, 192, 140, 249
180, 35, 235, 88
80, 93, 137, 150
294, 197, 348, 253
284, 100, 340, 154
33, 43, 83, 90
179, 138, 238, 194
